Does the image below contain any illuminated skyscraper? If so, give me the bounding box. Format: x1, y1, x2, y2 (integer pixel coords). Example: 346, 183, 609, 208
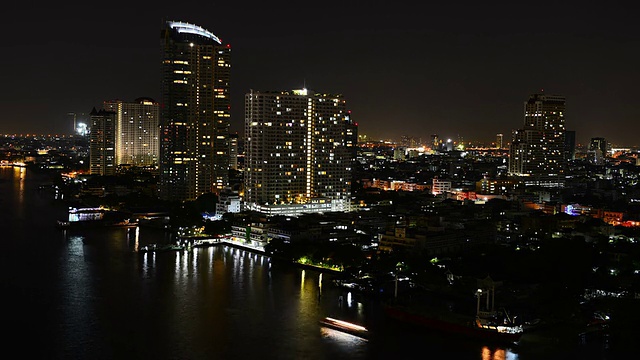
244, 88, 352, 216
159, 20, 231, 201
508, 93, 566, 187
496, 133, 503, 149
103, 98, 159, 167
89, 108, 116, 176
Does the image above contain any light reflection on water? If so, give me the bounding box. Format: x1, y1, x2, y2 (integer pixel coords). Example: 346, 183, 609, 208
482, 346, 518, 360
320, 326, 369, 344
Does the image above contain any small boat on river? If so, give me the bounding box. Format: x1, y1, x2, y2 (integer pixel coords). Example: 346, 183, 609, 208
139, 243, 185, 252
319, 317, 370, 339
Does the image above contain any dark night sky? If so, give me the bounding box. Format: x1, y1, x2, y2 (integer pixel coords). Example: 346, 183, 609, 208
2, 2, 638, 146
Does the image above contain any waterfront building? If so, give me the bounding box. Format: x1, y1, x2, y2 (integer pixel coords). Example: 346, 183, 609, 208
243, 88, 352, 216
89, 108, 116, 176
378, 225, 475, 256
103, 98, 159, 167
159, 20, 231, 201
508, 93, 566, 187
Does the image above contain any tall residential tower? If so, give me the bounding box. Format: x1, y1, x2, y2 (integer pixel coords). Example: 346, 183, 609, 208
159, 21, 231, 201
103, 98, 159, 167
244, 88, 352, 216
89, 108, 116, 176
508, 93, 566, 187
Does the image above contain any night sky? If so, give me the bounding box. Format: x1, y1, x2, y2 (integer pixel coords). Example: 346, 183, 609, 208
2, 2, 638, 146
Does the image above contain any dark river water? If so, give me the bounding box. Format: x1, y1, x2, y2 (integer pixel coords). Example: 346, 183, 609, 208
0, 166, 616, 359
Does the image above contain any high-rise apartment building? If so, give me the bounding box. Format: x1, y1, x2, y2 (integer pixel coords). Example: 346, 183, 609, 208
89, 108, 116, 176
508, 93, 566, 187
244, 88, 352, 216
345, 110, 358, 166
159, 21, 231, 201
103, 98, 159, 167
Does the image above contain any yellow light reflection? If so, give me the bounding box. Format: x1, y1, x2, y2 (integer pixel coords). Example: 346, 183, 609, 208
13, 166, 26, 212
133, 227, 140, 252
481, 346, 513, 360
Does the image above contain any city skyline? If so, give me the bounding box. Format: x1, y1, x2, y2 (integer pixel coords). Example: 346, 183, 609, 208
2, 2, 638, 146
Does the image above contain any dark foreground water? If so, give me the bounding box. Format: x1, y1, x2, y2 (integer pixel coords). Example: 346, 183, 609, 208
0, 167, 620, 359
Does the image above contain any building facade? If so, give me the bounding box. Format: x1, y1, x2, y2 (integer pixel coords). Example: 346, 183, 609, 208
508, 93, 566, 187
229, 132, 239, 170
244, 88, 352, 216
103, 98, 159, 167
564, 130, 576, 161
89, 108, 116, 176
345, 111, 358, 166
159, 21, 231, 201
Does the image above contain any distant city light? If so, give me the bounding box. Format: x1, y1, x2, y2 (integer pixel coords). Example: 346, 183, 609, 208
76, 122, 88, 136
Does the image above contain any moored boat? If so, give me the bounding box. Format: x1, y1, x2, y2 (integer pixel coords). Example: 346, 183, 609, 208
383, 276, 523, 344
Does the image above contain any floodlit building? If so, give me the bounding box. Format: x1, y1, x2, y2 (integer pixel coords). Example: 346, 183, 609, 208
103, 98, 159, 167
